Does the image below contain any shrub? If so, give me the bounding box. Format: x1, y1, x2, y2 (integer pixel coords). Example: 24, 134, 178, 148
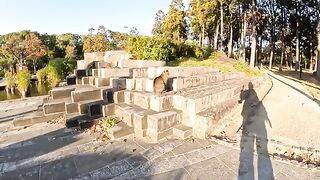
48, 58, 76, 79
46, 66, 60, 87
4, 71, 15, 88
102, 116, 119, 129
16, 69, 31, 93
36, 68, 47, 82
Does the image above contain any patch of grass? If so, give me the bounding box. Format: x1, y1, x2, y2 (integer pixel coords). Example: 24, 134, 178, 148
102, 116, 119, 129
167, 52, 262, 76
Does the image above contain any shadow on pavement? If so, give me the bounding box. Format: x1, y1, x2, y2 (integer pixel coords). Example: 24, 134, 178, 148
237, 82, 274, 180
0, 127, 186, 179
268, 73, 320, 107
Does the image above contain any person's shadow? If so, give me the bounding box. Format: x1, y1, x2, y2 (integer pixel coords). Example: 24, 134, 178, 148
237, 82, 274, 180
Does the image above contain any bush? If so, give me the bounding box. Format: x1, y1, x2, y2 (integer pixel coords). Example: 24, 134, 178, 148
36, 68, 47, 82
48, 58, 76, 79
127, 36, 213, 62
4, 71, 15, 88
16, 70, 31, 93
46, 66, 60, 87
102, 116, 119, 129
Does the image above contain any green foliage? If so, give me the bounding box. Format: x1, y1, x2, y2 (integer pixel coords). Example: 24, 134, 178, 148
46, 65, 60, 87
16, 70, 31, 92
4, 71, 15, 88
167, 55, 262, 76
36, 68, 47, 82
102, 116, 119, 129
127, 36, 212, 61
48, 58, 76, 79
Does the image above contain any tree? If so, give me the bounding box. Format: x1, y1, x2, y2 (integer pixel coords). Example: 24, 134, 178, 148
152, 10, 165, 36
23, 33, 47, 73
65, 45, 76, 59
129, 27, 140, 36
161, 0, 187, 41
16, 69, 31, 98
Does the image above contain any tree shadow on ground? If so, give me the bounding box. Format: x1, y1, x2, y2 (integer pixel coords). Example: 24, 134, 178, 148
237, 82, 274, 180
0, 126, 186, 180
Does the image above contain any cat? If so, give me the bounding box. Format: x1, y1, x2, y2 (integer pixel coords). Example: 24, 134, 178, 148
153, 70, 169, 95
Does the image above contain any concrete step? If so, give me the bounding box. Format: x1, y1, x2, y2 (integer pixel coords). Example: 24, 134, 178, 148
146, 110, 182, 142
107, 121, 134, 140
49, 86, 76, 100
172, 78, 253, 127
123, 90, 174, 112
173, 124, 193, 139
13, 112, 65, 127
78, 99, 107, 116
71, 88, 102, 103
194, 99, 239, 139
114, 103, 150, 127
43, 98, 71, 115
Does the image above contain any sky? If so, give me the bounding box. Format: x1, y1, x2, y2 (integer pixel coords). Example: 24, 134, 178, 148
0, 0, 189, 36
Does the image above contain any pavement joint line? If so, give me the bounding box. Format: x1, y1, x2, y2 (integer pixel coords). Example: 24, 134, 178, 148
133, 139, 147, 150
216, 155, 238, 175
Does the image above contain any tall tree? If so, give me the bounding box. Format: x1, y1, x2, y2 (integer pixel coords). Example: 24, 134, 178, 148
23, 33, 47, 73
161, 0, 187, 41
152, 10, 165, 36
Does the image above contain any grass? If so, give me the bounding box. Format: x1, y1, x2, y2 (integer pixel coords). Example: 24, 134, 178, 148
102, 116, 119, 129
167, 51, 263, 76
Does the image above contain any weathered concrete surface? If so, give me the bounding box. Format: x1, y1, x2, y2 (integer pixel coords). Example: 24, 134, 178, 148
0, 123, 317, 179
215, 71, 320, 151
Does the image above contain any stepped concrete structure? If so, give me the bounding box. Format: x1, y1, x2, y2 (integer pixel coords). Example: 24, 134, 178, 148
14, 50, 270, 143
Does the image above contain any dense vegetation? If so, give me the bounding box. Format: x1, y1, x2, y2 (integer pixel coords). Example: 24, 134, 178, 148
152, 0, 320, 72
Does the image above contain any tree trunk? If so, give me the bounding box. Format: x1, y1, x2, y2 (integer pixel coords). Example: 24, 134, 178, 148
309, 39, 313, 72
202, 24, 205, 47
33, 59, 37, 73
316, 29, 320, 78
214, 23, 219, 50
240, 14, 247, 61
249, 0, 256, 68
228, 25, 233, 58
220, 2, 224, 51
280, 50, 284, 71
21, 91, 26, 98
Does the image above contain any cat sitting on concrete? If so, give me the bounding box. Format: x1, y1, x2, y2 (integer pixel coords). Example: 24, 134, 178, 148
153, 70, 169, 95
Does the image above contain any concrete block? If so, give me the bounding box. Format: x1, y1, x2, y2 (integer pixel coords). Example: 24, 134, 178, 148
13, 113, 65, 127
107, 122, 134, 140
66, 102, 79, 114
150, 94, 173, 112
114, 103, 132, 121
103, 104, 115, 117
99, 68, 131, 78
173, 124, 193, 139
110, 78, 126, 90
82, 77, 90, 85
100, 87, 114, 102
145, 79, 154, 92
133, 92, 151, 109
172, 95, 187, 110
147, 110, 182, 132
126, 79, 135, 90
130, 68, 148, 78
95, 77, 109, 87
43, 101, 66, 115
96, 61, 111, 68
133, 110, 155, 130
50, 87, 75, 100
135, 129, 147, 138
71, 89, 102, 103
135, 79, 146, 91
124, 91, 134, 104
113, 90, 125, 103
122, 107, 145, 127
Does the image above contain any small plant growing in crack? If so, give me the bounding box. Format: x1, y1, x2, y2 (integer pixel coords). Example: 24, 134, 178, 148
102, 116, 120, 129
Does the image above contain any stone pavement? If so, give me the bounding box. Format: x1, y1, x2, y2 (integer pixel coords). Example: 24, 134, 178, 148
0, 122, 319, 180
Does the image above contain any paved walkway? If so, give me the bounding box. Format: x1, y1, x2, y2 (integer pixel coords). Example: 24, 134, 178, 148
0, 122, 319, 180
220, 71, 320, 150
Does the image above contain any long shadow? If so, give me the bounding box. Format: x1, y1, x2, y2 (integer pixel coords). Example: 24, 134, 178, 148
0, 127, 185, 180
238, 82, 274, 180
268, 73, 320, 107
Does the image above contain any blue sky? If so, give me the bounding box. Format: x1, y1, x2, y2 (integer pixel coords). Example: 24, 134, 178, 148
0, 0, 189, 36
